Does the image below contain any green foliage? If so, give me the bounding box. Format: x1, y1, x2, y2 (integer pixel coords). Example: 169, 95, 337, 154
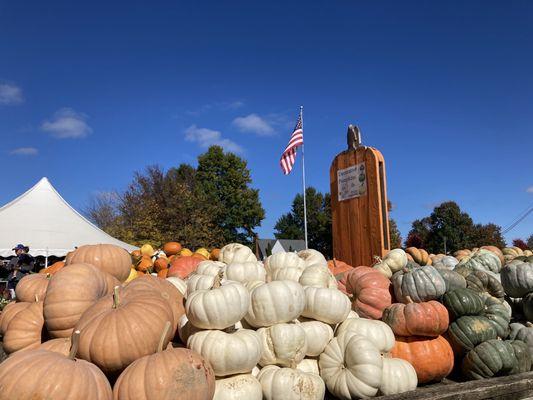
389, 218, 402, 248
527, 234, 533, 250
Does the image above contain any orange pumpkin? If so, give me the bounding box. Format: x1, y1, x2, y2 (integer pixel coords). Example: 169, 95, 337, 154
3, 301, 44, 354
391, 335, 454, 384
39, 260, 65, 275
15, 273, 50, 303
66, 244, 131, 282
405, 247, 432, 265
167, 256, 203, 279
382, 299, 449, 337
136, 255, 153, 273
343, 266, 391, 319
0, 302, 31, 336
327, 258, 354, 281
163, 241, 182, 256
210, 248, 221, 261
153, 257, 169, 272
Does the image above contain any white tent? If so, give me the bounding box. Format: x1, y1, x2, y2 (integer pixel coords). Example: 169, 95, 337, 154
0, 177, 137, 257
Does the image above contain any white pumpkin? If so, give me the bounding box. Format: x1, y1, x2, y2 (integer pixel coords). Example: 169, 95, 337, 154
298, 320, 333, 357
257, 323, 307, 367
219, 243, 257, 264
244, 280, 265, 292
268, 267, 304, 282
319, 332, 383, 400
373, 248, 408, 279
258, 365, 325, 400
297, 249, 327, 267
335, 318, 395, 353
214, 374, 262, 400
177, 314, 203, 344
186, 281, 250, 329
296, 358, 319, 375
298, 264, 334, 288
264, 252, 306, 277
196, 260, 227, 277
188, 329, 261, 376
166, 276, 187, 297
245, 280, 305, 328
226, 261, 266, 283
186, 274, 217, 296
251, 365, 261, 377
301, 286, 351, 324
379, 357, 418, 396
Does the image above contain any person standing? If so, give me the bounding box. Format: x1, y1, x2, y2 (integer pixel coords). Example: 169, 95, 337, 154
5, 244, 34, 294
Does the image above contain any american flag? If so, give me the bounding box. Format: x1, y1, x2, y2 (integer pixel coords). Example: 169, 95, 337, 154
280, 112, 304, 175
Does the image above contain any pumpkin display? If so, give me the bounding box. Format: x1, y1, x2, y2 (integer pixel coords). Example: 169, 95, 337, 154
44, 263, 118, 338
187, 329, 261, 376
245, 280, 305, 327
436, 268, 466, 293
382, 298, 449, 337
319, 332, 383, 400
372, 248, 408, 278
432, 255, 458, 270
447, 315, 498, 354
66, 243, 132, 282
456, 249, 502, 274
15, 273, 50, 302
39, 337, 71, 356
344, 266, 391, 319
214, 374, 262, 400
162, 241, 182, 256
219, 243, 257, 264
392, 264, 446, 303
390, 335, 454, 384
442, 288, 484, 320
0, 301, 31, 336
298, 320, 334, 357
167, 256, 203, 279
379, 357, 418, 396
226, 261, 266, 283
501, 260, 533, 298
297, 249, 327, 267
38, 260, 65, 274
258, 365, 325, 400
300, 286, 351, 324
405, 247, 432, 265
257, 323, 307, 367
3, 300, 44, 354
335, 318, 395, 353
461, 339, 523, 379
0, 331, 112, 399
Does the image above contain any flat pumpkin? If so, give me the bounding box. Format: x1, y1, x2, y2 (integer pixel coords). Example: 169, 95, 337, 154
446, 315, 498, 354
382, 298, 449, 337
344, 266, 391, 319
66, 243, 132, 282
442, 288, 484, 320
392, 264, 446, 303
461, 339, 517, 379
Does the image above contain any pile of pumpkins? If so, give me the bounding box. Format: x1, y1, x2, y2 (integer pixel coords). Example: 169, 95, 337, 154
1, 242, 533, 400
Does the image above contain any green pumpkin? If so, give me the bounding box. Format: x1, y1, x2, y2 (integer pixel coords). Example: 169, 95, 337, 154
436, 268, 467, 293
433, 256, 459, 270
506, 296, 524, 321
442, 288, 484, 320
392, 264, 446, 303
481, 294, 510, 339
509, 322, 533, 361
464, 270, 505, 301
501, 260, 533, 298
457, 249, 502, 273
522, 292, 533, 323
447, 315, 498, 354
509, 340, 532, 374
462, 339, 516, 379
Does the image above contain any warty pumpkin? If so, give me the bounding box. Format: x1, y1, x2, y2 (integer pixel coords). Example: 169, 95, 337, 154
66, 243, 132, 282
214, 374, 262, 400
344, 266, 391, 319
15, 273, 50, 302
382, 298, 449, 337
257, 323, 307, 367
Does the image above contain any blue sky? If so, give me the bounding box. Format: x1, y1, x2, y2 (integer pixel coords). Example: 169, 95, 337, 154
1, 1, 532, 245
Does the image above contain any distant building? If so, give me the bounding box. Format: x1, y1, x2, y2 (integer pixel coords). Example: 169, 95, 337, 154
256, 239, 306, 260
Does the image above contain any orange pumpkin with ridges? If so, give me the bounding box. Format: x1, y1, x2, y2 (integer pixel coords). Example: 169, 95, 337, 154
343, 266, 391, 319
66, 244, 131, 282
382, 298, 449, 337
167, 256, 203, 279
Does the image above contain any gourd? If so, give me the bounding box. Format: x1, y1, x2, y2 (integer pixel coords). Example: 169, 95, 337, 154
226, 261, 266, 283
335, 317, 395, 353
405, 247, 432, 265
501, 260, 533, 298
442, 288, 484, 320
372, 248, 408, 278
379, 358, 418, 396
214, 374, 262, 400
382, 298, 449, 337
297, 249, 327, 267
257, 323, 307, 367
344, 266, 391, 319
258, 365, 325, 400
187, 329, 261, 376
219, 243, 257, 264
319, 332, 383, 400
186, 281, 249, 330
3, 300, 44, 354
15, 273, 50, 302
447, 315, 498, 354
245, 280, 305, 327
392, 264, 446, 303
456, 249, 502, 273
298, 320, 334, 356
300, 286, 351, 324
65, 243, 131, 282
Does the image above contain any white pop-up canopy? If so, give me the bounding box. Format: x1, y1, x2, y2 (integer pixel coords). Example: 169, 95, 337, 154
0, 177, 137, 257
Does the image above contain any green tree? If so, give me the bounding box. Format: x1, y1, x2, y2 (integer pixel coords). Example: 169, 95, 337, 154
387, 201, 402, 248
470, 223, 506, 248
527, 234, 533, 250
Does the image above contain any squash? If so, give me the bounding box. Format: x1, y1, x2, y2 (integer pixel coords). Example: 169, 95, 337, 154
382, 298, 449, 337
461, 339, 519, 379
373, 248, 408, 278
379, 358, 418, 396
442, 288, 484, 320
405, 247, 432, 265
3, 300, 44, 354
456, 249, 502, 273
392, 264, 446, 303
44, 263, 119, 338
187, 329, 261, 376
219, 243, 257, 264
214, 374, 262, 400
501, 260, 533, 298
447, 315, 498, 354
300, 286, 351, 324
258, 365, 325, 400
344, 266, 391, 319
65, 243, 131, 282
257, 323, 307, 367
436, 268, 466, 293
168, 256, 203, 279
226, 261, 266, 283
335, 317, 395, 353
39, 337, 71, 356
432, 255, 458, 270
186, 281, 249, 330
390, 335, 454, 383
298, 320, 333, 357
0, 331, 112, 399
319, 332, 382, 400
38, 260, 65, 275
162, 241, 182, 256
245, 280, 305, 328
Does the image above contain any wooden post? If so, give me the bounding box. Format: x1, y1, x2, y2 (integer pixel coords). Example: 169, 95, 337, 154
330, 125, 390, 267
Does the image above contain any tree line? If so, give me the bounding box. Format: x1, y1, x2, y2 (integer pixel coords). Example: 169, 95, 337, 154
87, 145, 531, 255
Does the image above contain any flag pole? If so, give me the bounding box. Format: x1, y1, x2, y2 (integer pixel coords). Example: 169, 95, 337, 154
300, 105, 308, 249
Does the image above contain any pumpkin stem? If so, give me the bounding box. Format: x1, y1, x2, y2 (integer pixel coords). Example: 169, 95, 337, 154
212, 271, 224, 289
157, 321, 172, 353
224, 325, 237, 334
69, 330, 80, 360
405, 296, 414, 304
34, 294, 39, 302
526, 322, 533, 328
112, 286, 120, 309
46, 273, 51, 280
372, 255, 383, 266
332, 258, 338, 269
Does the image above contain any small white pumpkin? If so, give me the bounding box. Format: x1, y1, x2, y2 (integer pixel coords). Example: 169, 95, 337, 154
319, 332, 383, 400
219, 243, 257, 264
245, 280, 305, 328
268, 267, 304, 282
257, 323, 307, 367
298, 320, 333, 357
297, 249, 327, 267
298, 264, 334, 288
188, 329, 261, 376
226, 261, 266, 283
195, 260, 227, 277
373, 248, 408, 279
186, 274, 217, 296
379, 357, 418, 396
186, 281, 250, 329
264, 252, 306, 277
335, 318, 395, 353
214, 374, 262, 400
166, 276, 187, 297
295, 358, 319, 375
258, 365, 325, 400
301, 286, 351, 324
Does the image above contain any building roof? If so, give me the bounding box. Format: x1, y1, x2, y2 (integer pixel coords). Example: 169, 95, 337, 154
256, 238, 306, 259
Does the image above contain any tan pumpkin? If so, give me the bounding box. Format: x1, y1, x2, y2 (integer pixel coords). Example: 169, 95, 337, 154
43, 263, 119, 338
39, 337, 71, 356
0, 331, 112, 399
66, 243, 131, 282
3, 301, 44, 354
15, 273, 50, 302
0, 301, 31, 336
405, 247, 432, 265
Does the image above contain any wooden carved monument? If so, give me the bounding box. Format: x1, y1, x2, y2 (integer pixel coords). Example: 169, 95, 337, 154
330, 125, 390, 267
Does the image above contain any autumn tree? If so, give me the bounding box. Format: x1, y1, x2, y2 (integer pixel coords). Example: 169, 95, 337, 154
512, 238, 529, 250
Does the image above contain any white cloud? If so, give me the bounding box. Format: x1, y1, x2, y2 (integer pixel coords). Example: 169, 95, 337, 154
41, 108, 92, 139
232, 113, 275, 136
527, 186, 533, 193
10, 147, 38, 156
184, 125, 243, 153
0, 83, 24, 105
